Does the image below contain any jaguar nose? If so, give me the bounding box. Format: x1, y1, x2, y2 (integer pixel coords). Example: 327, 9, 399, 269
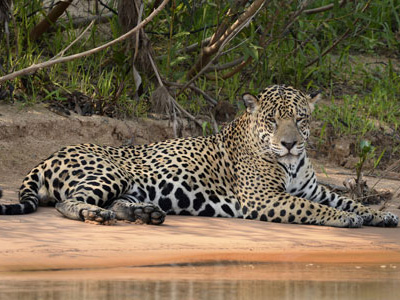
281, 141, 296, 151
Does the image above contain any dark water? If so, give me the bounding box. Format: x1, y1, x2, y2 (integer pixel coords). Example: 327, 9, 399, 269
1, 262, 399, 300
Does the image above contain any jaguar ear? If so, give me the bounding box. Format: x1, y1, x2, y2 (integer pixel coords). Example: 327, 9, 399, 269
242, 93, 259, 114
308, 90, 322, 112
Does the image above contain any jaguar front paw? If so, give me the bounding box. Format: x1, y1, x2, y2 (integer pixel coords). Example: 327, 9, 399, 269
363, 211, 399, 227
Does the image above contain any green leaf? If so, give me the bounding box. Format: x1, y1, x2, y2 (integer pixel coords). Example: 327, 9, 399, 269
171, 56, 188, 67
243, 44, 260, 61
173, 31, 190, 38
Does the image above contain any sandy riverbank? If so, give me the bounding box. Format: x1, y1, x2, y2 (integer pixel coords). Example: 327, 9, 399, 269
1, 206, 399, 276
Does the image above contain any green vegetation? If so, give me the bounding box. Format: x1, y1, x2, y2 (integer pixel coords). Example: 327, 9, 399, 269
0, 0, 399, 164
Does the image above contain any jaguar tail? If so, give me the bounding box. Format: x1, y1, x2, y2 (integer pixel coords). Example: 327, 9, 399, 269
0, 170, 41, 215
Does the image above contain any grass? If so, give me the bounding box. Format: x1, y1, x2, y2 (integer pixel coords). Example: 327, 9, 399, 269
0, 0, 399, 161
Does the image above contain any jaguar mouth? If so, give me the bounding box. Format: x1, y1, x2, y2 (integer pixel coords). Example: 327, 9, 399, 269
279, 153, 299, 158
277, 153, 301, 165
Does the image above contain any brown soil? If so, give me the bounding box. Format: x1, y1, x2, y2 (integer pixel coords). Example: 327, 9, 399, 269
0, 104, 399, 276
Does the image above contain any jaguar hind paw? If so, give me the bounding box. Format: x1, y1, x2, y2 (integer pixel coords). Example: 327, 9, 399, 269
108, 201, 166, 225
81, 208, 117, 225
131, 204, 166, 225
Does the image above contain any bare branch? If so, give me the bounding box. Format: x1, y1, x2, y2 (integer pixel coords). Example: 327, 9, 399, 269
51, 20, 95, 60
0, 0, 170, 83
49, 13, 114, 32
186, 0, 266, 79
304, 0, 346, 15
206, 57, 246, 72
206, 56, 252, 80
148, 53, 163, 87
29, 0, 73, 41
155, 37, 212, 60
171, 97, 203, 128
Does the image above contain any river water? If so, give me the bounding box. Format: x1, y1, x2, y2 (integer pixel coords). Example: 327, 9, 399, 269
1, 262, 399, 300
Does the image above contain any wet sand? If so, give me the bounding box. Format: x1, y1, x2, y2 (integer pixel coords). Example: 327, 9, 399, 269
1, 205, 399, 278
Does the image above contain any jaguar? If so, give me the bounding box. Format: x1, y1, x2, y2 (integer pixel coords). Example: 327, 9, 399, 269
1, 85, 398, 227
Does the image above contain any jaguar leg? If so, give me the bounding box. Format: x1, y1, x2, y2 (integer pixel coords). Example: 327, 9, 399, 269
55, 199, 116, 225
241, 193, 364, 228
55, 181, 119, 225
313, 185, 399, 227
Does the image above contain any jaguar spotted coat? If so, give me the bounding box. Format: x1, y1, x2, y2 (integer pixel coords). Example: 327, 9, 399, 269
1, 85, 398, 227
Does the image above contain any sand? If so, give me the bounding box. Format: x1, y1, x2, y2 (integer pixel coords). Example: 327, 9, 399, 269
1, 206, 399, 275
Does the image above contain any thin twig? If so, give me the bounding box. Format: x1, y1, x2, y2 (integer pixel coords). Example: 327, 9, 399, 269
51, 20, 95, 60
164, 80, 217, 106
97, 0, 118, 15
318, 180, 348, 192
219, 38, 249, 57
155, 37, 212, 60
148, 53, 163, 87
0, 0, 170, 83
304, 0, 346, 14
170, 98, 203, 128
206, 56, 252, 80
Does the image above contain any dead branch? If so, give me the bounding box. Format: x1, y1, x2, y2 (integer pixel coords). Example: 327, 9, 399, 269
177, 37, 212, 54
52, 12, 114, 31
186, 0, 265, 79
260, 0, 313, 50
181, 0, 265, 92
304, 0, 346, 15
0, 0, 170, 83
206, 57, 245, 72
204, 0, 309, 81
206, 56, 252, 80
133, 2, 143, 63
208, 1, 313, 81
29, 0, 73, 41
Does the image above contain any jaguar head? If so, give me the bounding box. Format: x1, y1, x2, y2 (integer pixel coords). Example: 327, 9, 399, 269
243, 85, 320, 165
